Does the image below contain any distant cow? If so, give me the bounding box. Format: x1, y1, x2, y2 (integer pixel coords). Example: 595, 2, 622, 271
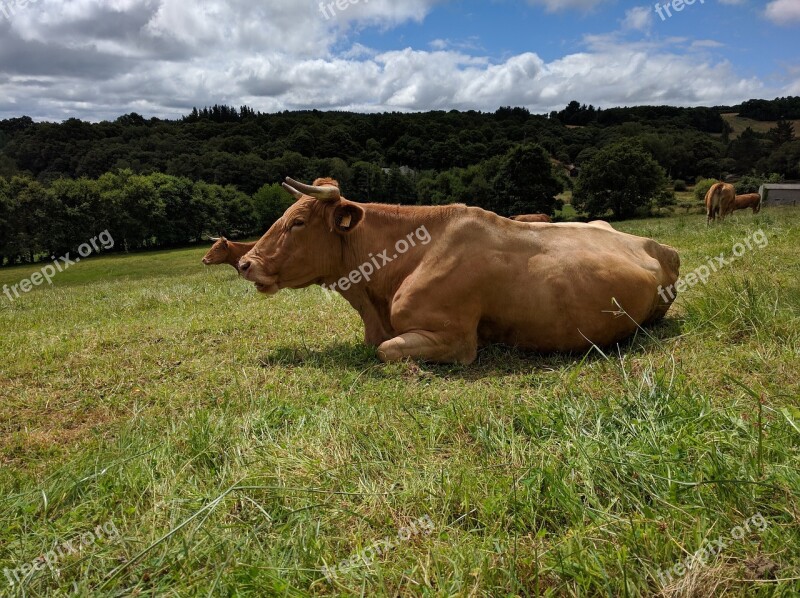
705, 182, 736, 225
239, 177, 680, 364
202, 237, 255, 270
733, 193, 762, 214
512, 214, 552, 223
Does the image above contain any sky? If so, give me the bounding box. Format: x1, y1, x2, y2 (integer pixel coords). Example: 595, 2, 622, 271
0, 0, 798, 122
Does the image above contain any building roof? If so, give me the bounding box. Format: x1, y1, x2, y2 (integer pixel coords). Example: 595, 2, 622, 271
760, 184, 800, 190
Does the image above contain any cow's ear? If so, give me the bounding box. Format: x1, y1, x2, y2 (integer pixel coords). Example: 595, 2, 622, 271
331, 203, 365, 234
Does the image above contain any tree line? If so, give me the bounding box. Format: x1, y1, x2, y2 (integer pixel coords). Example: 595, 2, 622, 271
0, 98, 797, 265
0, 139, 681, 266
2, 98, 797, 192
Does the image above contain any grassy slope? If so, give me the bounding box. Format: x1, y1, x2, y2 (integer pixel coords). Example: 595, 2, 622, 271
1, 209, 799, 597
721, 113, 800, 138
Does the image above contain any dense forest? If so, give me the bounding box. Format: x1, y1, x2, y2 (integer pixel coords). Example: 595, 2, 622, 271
0, 97, 798, 266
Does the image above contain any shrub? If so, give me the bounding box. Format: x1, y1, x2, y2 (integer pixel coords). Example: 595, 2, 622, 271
573, 143, 669, 219
694, 178, 719, 202
736, 173, 784, 194
673, 179, 687, 192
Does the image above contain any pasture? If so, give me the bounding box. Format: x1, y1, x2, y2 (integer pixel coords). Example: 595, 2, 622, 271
1, 209, 799, 596
720, 113, 800, 138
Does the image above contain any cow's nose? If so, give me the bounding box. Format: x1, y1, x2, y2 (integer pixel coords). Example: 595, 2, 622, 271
239, 260, 251, 273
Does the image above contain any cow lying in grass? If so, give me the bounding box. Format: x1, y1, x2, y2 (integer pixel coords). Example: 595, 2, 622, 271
734, 193, 762, 214
239, 178, 680, 364
202, 237, 255, 270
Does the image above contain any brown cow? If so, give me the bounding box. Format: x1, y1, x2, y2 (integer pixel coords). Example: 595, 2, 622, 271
733, 193, 762, 214
705, 182, 736, 225
202, 237, 256, 269
239, 177, 680, 364
512, 214, 552, 223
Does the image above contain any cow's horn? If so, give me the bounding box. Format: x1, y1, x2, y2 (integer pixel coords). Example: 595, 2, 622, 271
209, 236, 220, 241
282, 182, 304, 200
285, 177, 341, 202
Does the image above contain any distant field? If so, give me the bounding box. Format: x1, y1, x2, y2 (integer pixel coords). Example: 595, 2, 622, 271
721, 112, 800, 137
1, 209, 799, 596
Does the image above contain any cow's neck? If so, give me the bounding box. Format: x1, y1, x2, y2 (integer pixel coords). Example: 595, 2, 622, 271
224, 241, 255, 267
327, 203, 457, 345
338, 204, 447, 283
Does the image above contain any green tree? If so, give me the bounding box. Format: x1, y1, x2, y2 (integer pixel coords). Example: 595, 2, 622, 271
573, 143, 669, 219
491, 144, 563, 216
694, 178, 719, 202
351, 162, 386, 202
768, 119, 795, 147
253, 183, 294, 230
47, 177, 103, 255
728, 127, 766, 173
736, 173, 783, 194
4, 176, 51, 262
97, 170, 164, 251
760, 140, 800, 179
0, 177, 10, 265
385, 167, 418, 205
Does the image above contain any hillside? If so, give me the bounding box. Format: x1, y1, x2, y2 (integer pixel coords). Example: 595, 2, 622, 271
721, 112, 800, 137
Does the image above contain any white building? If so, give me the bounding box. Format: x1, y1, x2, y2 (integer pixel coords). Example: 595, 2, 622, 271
759, 184, 800, 207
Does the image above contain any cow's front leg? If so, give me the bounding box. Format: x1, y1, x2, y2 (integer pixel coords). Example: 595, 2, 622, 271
377, 330, 477, 364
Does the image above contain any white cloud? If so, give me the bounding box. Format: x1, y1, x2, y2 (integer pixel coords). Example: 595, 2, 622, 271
622, 6, 653, 32
0, 0, 787, 122
690, 39, 724, 49
526, 0, 609, 13
765, 0, 800, 25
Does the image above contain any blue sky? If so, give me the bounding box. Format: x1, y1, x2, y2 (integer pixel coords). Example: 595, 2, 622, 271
353, 0, 798, 87
0, 0, 797, 121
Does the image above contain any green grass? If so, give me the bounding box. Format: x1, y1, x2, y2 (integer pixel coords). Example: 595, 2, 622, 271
1, 209, 799, 597
721, 113, 800, 138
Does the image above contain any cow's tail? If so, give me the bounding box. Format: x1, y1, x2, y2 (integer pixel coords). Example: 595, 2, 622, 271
706, 184, 721, 225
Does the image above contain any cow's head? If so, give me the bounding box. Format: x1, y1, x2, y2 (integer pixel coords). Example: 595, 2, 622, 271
238, 177, 365, 295
202, 237, 231, 265
753, 197, 762, 214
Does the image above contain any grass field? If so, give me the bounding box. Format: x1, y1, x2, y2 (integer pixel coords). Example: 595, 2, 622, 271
1, 209, 799, 597
720, 113, 800, 138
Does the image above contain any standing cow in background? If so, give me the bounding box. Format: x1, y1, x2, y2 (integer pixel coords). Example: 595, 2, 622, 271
202, 237, 256, 269
705, 182, 736, 225
238, 177, 680, 364
512, 214, 552, 223
733, 193, 762, 215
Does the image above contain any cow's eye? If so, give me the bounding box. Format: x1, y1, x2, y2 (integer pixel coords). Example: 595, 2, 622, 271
291, 218, 305, 229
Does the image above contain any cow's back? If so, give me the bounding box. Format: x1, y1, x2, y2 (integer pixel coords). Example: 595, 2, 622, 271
400, 213, 679, 351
